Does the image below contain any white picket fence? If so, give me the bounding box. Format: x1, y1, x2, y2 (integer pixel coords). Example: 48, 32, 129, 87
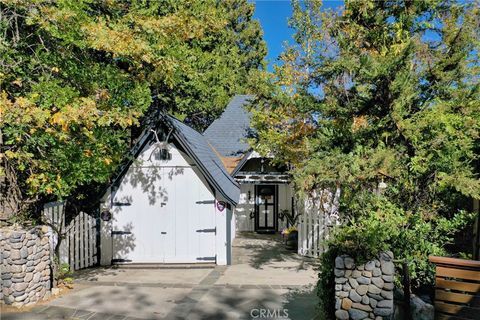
297, 188, 341, 257
43, 201, 98, 270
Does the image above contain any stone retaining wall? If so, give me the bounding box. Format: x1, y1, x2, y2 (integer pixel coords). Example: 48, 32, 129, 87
0, 226, 52, 307
334, 252, 395, 320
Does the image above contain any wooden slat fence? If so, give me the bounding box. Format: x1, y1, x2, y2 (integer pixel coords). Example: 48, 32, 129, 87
43, 202, 98, 271
429, 256, 480, 320
297, 188, 341, 257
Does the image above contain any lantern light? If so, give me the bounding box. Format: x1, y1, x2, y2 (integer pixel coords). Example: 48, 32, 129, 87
378, 178, 387, 192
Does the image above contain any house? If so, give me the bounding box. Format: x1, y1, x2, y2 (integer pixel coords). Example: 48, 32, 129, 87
204, 95, 294, 233
99, 115, 239, 266
98, 95, 295, 267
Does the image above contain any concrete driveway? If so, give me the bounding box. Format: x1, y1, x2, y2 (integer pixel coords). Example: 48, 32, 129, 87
1, 233, 320, 320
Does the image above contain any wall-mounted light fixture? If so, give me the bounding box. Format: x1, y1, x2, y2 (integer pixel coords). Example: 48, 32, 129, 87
101, 209, 112, 222
378, 178, 387, 194
149, 128, 172, 161
247, 190, 251, 201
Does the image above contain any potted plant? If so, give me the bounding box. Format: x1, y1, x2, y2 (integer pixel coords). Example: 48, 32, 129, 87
279, 209, 300, 251
281, 226, 298, 251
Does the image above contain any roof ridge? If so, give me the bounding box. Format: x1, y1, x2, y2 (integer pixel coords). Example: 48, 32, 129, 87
165, 115, 240, 205
203, 95, 255, 157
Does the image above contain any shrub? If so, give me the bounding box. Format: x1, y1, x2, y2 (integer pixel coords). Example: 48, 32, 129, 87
333, 196, 473, 285
55, 262, 74, 286
317, 195, 475, 318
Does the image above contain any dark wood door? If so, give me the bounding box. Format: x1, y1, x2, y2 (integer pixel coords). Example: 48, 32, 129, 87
254, 185, 278, 232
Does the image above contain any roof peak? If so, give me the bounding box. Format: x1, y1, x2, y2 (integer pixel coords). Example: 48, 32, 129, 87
203, 95, 255, 157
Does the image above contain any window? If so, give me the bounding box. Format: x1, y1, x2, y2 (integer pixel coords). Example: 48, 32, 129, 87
155, 149, 172, 161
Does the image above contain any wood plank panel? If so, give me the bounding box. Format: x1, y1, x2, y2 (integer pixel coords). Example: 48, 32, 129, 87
58, 203, 68, 264
435, 302, 480, 319
87, 215, 92, 267
430, 256, 480, 269
298, 214, 304, 255
92, 217, 97, 264
436, 290, 480, 305
53, 205, 58, 229
86, 213, 90, 266
436, 278, 480, 294
69, 219, 74, 270
63, 230, 69, 268
437, 314, 473, 320
75, 214, 80, 270
80, 212, 85, 269
85, 212, 89, 267
83, 212, 88, 268
436, 266, 480, 281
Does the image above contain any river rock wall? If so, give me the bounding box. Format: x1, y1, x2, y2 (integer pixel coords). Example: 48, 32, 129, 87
334, 252, 395, 320
0, 226, 52, 307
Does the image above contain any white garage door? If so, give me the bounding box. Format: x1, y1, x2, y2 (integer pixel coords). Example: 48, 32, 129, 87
111, 166, 217, 263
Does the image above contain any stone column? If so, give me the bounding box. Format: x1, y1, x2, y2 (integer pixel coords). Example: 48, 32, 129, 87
334, 252, 395, 320
1, 226, 52, 307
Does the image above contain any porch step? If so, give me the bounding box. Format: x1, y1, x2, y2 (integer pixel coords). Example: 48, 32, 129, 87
112, 263, 216, 269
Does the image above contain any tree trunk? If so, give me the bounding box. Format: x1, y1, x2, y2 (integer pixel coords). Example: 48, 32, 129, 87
0, 128, 28, 220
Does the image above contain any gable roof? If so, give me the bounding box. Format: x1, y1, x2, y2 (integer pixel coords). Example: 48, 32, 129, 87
110, 114, 240, 206
203, 95, 254, 157
163, 115, 240, 205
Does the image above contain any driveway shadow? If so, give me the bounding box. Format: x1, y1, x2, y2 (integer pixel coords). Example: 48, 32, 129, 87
186, 285, 321, 320
72, 266, 126, 282
282, 285, 323, 320
233, 232, 318, 270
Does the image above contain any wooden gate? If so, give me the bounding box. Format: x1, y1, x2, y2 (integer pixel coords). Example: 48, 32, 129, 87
429, 256, 480, 320
43, 202, 98, 270
297, 188, 341, 257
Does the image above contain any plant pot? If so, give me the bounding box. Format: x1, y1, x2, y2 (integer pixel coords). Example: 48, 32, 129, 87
285, 230, 298, 251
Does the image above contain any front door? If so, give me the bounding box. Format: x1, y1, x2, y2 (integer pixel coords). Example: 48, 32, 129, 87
254, 185, 278, 232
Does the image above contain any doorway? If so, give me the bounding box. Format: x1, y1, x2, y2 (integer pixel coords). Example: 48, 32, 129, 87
254, 185, 278, 233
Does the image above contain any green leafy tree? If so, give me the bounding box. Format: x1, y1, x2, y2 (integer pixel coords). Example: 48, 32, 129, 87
252, 0, 479, 304
0, 0, 265, 219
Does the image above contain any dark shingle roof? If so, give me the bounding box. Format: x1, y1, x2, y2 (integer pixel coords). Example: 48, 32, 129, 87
165, 115, 240, 205
203, 95, 254, 157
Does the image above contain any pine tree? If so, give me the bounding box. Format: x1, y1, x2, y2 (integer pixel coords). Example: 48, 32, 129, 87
252, 0, 479, 293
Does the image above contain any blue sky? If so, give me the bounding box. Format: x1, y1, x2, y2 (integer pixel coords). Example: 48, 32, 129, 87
252, 1, 344, 70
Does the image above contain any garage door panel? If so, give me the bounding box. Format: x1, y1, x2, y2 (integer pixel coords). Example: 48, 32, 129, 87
112, 212, 165, 263
159, 168, 176, 262
172, 168, 190, 261
196, 207, 216, 261
111, 164, 217, 264
195, 174, 216, 262
167, 168, 216, 263
112, 167, 165, 263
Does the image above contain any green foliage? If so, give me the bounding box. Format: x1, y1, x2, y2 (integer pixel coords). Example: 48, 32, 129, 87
0, 0, 265, 217
329, 194, 475, 287
317, 193, 474, 319
56, 262, 74, 285
317, 247, 339, 320
251, 0, 479, 316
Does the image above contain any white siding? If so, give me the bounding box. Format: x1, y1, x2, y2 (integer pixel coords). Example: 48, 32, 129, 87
277, 184, 293, 231
215, 195, 233, 265
100, 141, 228, 264
235, 184, 255, 231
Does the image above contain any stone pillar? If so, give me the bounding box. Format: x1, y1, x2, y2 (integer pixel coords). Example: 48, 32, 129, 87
1, 226, 52, 307
334, 252, 395, 320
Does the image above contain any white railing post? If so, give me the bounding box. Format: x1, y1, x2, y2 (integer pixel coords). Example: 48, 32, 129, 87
297, 188, 341, 258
